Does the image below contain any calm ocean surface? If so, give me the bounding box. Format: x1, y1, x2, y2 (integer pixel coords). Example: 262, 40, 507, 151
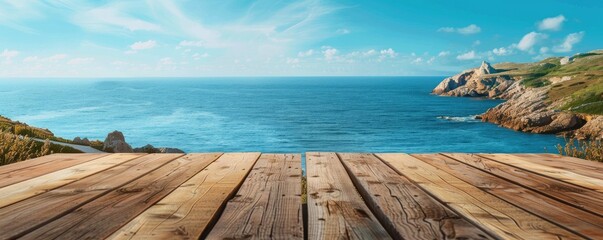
0, 77, 563, 157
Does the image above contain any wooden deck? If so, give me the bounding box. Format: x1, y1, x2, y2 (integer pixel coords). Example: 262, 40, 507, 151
0, 153, 602, 239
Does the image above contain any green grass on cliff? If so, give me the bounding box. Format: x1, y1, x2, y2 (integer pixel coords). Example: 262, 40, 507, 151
1, 131, 82, 166
491, 51, 603, 115
0, 115, 75, 143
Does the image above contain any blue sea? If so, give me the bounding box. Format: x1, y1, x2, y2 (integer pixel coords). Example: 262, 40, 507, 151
0, 77, 563, 156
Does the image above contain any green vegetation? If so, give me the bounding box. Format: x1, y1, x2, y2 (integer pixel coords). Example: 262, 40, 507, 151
301, 175, 307, 204
492, 51, 603, 115
0, 131, 82, 166
0, 115, 74, 143
557, 138, 603, 162
0, 115, 84, 166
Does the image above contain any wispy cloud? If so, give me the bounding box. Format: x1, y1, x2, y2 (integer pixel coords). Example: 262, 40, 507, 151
553, 31, 584, 53
71, 2, 161, 33
438, 24, 481, 35
130, 40, 157, 50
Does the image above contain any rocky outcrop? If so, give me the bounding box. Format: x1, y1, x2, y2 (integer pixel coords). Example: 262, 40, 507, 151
103, 131, 133, 153
434, 61, 596, 138
72, 137, 91, 146
432, 61, 514, 98
133, 144, 185, 154
575, 116, 603, 140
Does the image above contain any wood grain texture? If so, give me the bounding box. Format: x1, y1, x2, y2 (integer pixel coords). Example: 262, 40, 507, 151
20, 153, 222, 240
0, 153, 143, 208
508, 154, 603, 180
107, 152, 261, 240
0, 153, 183, 240
445, 153, 603, 218
206, 154, 303, 240
377, 153, 581, 240
415, 153, 603, 239
480, 154, 603, 193
338, 153, 492, 240
0, 153, 108, 188
0, 153, 107, 176
306, 152, 391, 240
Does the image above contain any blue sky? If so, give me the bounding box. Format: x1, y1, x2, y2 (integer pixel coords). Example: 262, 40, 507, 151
0, 0, 601, 77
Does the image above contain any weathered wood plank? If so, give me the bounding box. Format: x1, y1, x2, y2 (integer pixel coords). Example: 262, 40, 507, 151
206, 154, 303, 240
0, 153, 144, 208
306, 152, 391, 240
107, 152, 261, 240
416, 154, 603, 239
0, 153, 184, 240
0, 153, 108, 188
377, 153, 581, 240
445, 153, 603, 217
20, 153, 223, 240
481, 154, 603, 193
509, 154, 603, 180
338, 153, 492, 240
0, 153, 106, 175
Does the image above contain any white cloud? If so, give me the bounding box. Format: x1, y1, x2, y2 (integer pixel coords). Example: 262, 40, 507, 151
23, 56, 39, 63
192, 53, 209, 60
438, 24, 481, 35
298, 49, 315, 57
379, 48, 397, 59
553, 31, 584, 53
540, 47, 549, 54
517, 32, 547, 51
130, 40, 157, 50
323, 48, 338, 61
473, 40, 481, 46
286, 58, 300, 64
492, 47, 511, 56
438, 51, 450, 57
48, 54, 68, 61
456, 50, 478, 60
538, 15, 566, 31
336, 28, 350, 35
67, 57, 94, 65
427, 57, 436, 64
179, 40, 204, 47
159, 57, 173, 65
1, 49, 19, 59
411, 57, 423, 64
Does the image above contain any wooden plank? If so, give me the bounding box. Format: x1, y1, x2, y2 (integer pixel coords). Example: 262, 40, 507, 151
206, 154, 303, 239
415, 154, 603, 239
509, 154, 603, 180
0, 153, 184, 240
376, 153, 581, 239
480, 154, 603, 193
338, 153, 493, 240
445, 153, 603, 217
20, 153, 223, 240
0, 153, 107, 176
0, 153, 108, 188
0, 153, 144, 208
306, 152, 391, 240
107, 152, 261, 240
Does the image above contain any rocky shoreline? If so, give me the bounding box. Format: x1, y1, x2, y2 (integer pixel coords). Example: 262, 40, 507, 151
75, 130, 185, 153
433, 59, 603, 140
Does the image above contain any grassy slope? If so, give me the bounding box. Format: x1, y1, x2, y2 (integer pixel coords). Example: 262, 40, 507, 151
490, 50, 603, 115
0, 115, 82, 165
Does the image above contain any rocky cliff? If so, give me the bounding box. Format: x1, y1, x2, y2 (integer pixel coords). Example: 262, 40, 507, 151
433, 51, 603, 140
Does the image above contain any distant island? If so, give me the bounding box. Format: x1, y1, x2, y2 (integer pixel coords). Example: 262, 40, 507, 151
433, 49, 603, 140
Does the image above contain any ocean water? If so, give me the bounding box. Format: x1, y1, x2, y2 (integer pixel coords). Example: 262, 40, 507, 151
0, 77, 563, 156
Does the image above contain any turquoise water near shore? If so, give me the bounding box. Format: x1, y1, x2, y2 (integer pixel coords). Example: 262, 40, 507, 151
0, 77, 562, 156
